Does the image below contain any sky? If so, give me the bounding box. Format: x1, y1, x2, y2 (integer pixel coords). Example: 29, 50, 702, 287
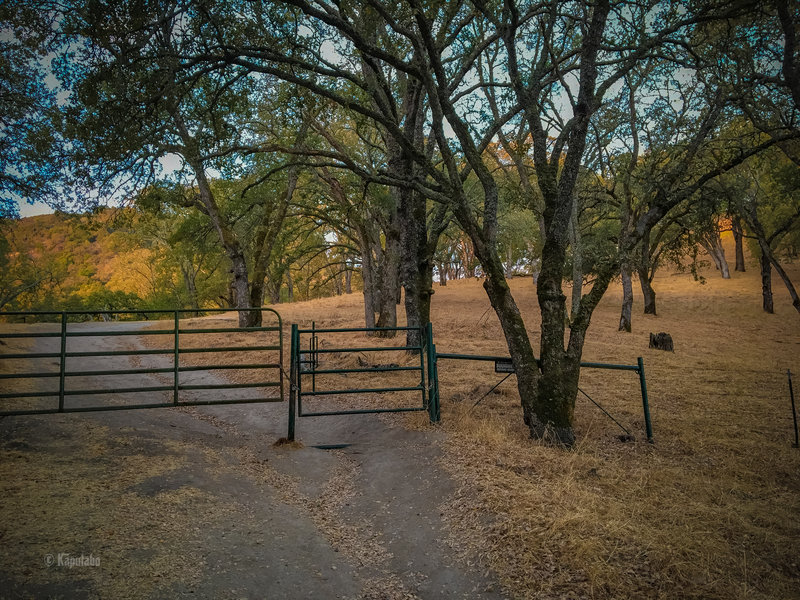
13, 154, 186, 219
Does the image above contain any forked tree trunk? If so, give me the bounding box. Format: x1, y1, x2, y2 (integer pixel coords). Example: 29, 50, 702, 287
732, 217, 746, 272
619, 265, 633, 332
701, 235, 731, 279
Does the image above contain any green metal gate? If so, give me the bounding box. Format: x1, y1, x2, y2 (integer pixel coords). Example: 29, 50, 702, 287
0, 308, 283, 415
287, 322, 440, 441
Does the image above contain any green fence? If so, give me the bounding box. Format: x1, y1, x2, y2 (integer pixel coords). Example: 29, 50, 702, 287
436, 353, 653, 443
287, 322, 440, 441
0, 308, 283, 415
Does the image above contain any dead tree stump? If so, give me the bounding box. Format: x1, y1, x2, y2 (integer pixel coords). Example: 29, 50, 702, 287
649, 332, 674, 352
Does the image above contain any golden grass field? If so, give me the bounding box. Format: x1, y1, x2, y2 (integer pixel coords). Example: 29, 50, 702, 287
268, 234, 800, 600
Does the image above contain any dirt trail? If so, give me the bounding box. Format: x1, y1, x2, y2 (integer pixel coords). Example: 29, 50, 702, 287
0, 321, 504, 599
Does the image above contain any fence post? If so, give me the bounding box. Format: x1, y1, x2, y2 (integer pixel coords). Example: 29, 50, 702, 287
58, 312, 67, 412
431, 341, 440, 423
425, 323, 440, 423
638, 356, 653, 444
288, 324, 298, 441
173, 310, 180, 405
789, 369, 798, 448
311, 320, 316, 393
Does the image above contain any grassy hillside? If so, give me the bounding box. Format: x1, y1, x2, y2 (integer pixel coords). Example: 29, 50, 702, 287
270, 233, 800, 599
1, 211, 159, 308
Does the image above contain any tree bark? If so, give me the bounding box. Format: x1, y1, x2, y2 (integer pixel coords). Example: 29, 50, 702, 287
360, 235, 377, 329
569, 194, 582, 318
344, 267, 352, 294
619, 264, 633, 332
732, 216, 746, 272
760, 249, 774, 313
761, 239, 800, 315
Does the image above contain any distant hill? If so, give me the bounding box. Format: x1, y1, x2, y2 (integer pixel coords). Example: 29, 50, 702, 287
1, 209, 158, 311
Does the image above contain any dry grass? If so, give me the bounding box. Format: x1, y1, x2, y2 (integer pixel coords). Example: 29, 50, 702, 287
265, 234, 800, 600
9, 234, 798, 599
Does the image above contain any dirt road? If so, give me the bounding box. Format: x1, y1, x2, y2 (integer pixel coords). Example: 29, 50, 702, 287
0, 322, 504, 599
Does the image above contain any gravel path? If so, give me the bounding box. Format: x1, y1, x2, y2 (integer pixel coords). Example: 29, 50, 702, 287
0, 321, 505, 599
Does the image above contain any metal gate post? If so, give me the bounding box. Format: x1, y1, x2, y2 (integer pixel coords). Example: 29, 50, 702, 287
637, 357, 653, 443
288, 324, 298, 441
173, 310, 180, 405
425, 323, 440, 423
58, 312, 67, 412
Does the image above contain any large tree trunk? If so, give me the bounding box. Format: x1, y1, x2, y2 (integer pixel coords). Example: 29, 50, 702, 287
760, 250, 774, 313
638, 269, 657, 315
619, 264, 633, 332
400, 188, 434, 347
360, 239, 377, 329
375, 233, 400, 333
638, 227, 657, 315
732, 216, 746, 272
535, 226, 580, 446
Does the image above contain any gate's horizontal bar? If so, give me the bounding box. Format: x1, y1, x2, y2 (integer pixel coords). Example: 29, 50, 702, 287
0, 371, 60, 379
297, 326, 418, 334
436, 353, 639, 372
0, 396, 283, 416
580, 361, 640, 371
0, 308, 280, 316
62, 385, 175, 396
0, 391, 58, 399
179, 382, 280, 391
66, 367, 173, 377
179, 326, 281, 334
436, 353, 510, 362
301, 385, 423, 396
313, 346, 421, 354
179, 345, 280, 354
178, 363, 281, 372
0, 332, 61, 339
61, 349, 172, 357
1, 352, 62, 359
299, 406, 426, 416
0, 364, 281, 380
304, 366, 421, 375
0, 402, 176, 414
62, 329, 175, 337
179, 397, 283, 405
